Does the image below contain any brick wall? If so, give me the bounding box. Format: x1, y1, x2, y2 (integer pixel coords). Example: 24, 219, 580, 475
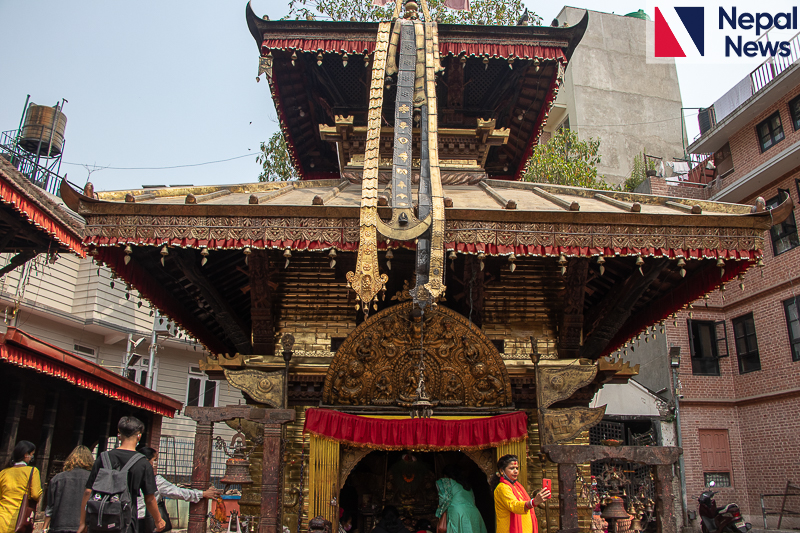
725, 84, 800, 183
664, 167, 800, 525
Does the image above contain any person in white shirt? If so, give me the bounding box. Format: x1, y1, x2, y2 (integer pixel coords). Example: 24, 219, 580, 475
135, 447, 220, 533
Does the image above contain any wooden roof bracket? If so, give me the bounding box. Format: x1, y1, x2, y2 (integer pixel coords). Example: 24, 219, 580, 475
249, 183, 296, 204
313, 179, 350, 205
665, 200, 702, 214
594, 193, 641, 212
533, 186, 580, 211
479, 181, 516, 209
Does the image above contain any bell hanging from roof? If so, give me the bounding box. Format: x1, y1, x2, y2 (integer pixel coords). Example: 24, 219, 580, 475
219, 432, 253, 487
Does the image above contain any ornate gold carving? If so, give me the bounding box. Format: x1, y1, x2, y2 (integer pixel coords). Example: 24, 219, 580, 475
83, 216, 766, 257
347, 21, 392, 314
322, 301, 511, 408
339, 446, 372, 489
224, 368, 285, 408
539, 406, 606, 445
537, 364, 598, 409
463, 449, 497, 482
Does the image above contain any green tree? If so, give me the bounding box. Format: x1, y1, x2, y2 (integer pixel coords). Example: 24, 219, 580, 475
287, 0, 541, 26
623, 152, 657, 192
522, 129, 606, 189
256, 132, 299, 182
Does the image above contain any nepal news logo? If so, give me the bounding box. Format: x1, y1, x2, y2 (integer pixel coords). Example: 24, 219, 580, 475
654, 5, 798, 58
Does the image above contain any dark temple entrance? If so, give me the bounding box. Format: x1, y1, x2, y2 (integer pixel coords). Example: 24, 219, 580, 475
340, 450, 495, 533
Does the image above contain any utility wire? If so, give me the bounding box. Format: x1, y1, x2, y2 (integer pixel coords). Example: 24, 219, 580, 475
62, 152, 257, 171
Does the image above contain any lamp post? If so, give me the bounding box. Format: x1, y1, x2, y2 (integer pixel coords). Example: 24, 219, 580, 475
670, 346, 689, 531
281, 333, 295, 409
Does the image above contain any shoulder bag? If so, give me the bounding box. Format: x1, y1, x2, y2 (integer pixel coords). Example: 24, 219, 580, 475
14, 467, 37, 533
436, 512, 447, 533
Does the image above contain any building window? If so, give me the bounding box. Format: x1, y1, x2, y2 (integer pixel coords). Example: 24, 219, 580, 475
757, 112, 785, 152
126, 357, 158, 390
782, 296, 800, 362
688, 320, 727, 376
767, 192, 799, 255
699, 429, 732, 488
713, 142, 734, 178
186, 366, 218, 407
732, 313, 760, 373
790, 95, 800, 131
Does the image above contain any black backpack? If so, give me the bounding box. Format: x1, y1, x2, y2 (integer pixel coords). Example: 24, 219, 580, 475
86, 451, 145, 533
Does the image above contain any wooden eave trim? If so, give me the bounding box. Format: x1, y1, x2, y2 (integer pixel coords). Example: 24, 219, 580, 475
2, 326, 183, 410
77, 201, 776, 231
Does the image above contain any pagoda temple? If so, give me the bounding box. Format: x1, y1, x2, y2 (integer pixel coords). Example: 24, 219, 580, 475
61, 3, 792, 533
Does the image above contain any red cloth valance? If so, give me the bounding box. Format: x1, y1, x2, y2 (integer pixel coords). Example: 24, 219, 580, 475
438, 43, 565, 61
304, 408, 527, 450
263, 39, 376, 54
262, 39, 566, 62
1, 328, 181, 417
0, 175, 85, 257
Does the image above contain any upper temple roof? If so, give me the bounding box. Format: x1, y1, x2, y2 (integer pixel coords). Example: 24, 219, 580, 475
244, 4, 588, 180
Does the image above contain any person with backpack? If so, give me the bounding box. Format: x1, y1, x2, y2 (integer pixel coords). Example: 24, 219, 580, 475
78, 417, 165, 533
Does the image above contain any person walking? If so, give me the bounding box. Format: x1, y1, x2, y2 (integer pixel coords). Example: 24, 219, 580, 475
492, 455, 550, 533
134, 447, 219, 533
78, 417, 165, 533
435, 464, 487, 533
44, 446, 94, 533
0, 441, 42, 533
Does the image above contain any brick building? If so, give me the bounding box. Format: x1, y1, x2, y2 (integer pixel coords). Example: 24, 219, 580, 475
656, 49, 800, 527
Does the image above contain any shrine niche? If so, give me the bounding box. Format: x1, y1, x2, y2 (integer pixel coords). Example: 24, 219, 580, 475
322, 301, 512, 408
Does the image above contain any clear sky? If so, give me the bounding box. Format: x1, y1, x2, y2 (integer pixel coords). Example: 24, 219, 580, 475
0, 1, 758, 191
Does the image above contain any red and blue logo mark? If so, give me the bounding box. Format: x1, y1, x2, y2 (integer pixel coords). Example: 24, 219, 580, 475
655, 6, 705, 57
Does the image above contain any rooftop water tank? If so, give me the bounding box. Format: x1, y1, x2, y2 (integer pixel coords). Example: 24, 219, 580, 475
625, 9, 651, 20
19, 104, 68, 157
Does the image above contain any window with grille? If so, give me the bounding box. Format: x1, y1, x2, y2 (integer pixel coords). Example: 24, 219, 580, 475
783, 296, 800, 362
790, 95, 800, 131
757, 112, 785, 152
699, 429, 732, 488
688, 320, 725, 376
186, 366, 218, 407
767, 192, 799, 255
732, 313, 760, 373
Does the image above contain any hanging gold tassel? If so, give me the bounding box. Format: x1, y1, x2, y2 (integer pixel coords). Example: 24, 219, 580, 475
309, 435, 339, 526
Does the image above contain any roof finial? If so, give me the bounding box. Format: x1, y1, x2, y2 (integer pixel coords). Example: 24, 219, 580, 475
403, 0, 419, 19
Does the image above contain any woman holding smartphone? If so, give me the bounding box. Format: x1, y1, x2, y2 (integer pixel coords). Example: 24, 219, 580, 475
491, 455, 551, 533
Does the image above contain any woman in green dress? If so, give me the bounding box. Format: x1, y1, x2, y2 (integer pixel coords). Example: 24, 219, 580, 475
436, 465, 488, 533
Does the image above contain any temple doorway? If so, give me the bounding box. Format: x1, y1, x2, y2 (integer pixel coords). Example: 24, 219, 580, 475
340, 450, 495, 533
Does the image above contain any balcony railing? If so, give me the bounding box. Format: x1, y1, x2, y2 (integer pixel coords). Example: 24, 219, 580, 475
751, 31, 800, 92
0, 129, 64, 196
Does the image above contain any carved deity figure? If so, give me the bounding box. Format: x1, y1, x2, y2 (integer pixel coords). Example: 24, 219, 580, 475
333, 359, 366, 404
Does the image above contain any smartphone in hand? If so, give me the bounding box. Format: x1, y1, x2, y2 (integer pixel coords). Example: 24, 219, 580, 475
542, 478, 552, 493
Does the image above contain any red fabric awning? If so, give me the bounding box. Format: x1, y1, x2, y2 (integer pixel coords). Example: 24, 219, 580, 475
304, 408, 527, 450
0, 327, 181, 417
0, 174, 85, 257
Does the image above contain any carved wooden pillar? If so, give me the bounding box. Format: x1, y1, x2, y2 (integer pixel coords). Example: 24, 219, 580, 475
558, 258, 588, 359
260, 423, 283, 533
98, 405, 113, 453
654, 465, 677, 533
147, 414, 163, 448
463, 255, 485, 327
0, 380, 23, 466
250, 250, 275, 355
72, 398, 88, 446
557, 462, 579, 533
36, 390, 60, 481
189, 421, 214, 533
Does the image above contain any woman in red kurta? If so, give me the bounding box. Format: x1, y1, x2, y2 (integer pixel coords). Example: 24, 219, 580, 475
492, 455, 550, 533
